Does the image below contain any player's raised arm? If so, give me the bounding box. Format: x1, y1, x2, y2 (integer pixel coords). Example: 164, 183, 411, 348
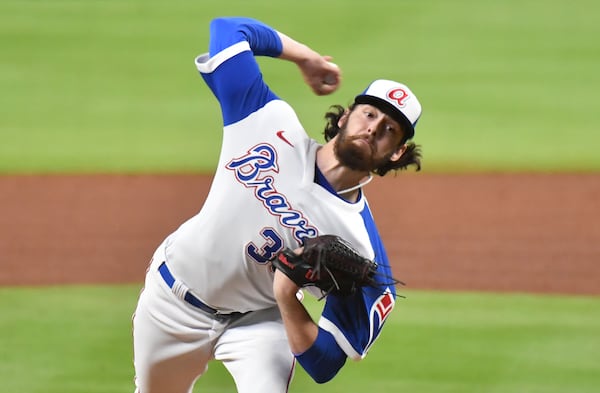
207, 17, 283, 57
208, 17, 343, 95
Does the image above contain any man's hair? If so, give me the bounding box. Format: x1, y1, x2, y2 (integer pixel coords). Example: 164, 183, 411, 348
323, 104, 422, 176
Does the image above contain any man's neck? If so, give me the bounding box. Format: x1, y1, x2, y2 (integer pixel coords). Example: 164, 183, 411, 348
315, 144, 370, 202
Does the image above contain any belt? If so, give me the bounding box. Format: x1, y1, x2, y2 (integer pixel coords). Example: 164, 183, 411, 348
158, 261, 242, 319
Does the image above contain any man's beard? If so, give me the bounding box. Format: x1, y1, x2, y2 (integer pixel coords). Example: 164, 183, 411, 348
334, 127, 391, 172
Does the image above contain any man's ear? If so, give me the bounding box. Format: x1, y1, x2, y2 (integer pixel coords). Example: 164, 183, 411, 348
337, 109, 350, 128
389, 144, 408, 162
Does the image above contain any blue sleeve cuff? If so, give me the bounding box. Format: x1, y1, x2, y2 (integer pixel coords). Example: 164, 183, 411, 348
295, 327, 347, 383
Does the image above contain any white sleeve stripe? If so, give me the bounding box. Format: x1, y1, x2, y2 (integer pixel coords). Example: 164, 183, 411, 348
318, 317, 364, 361
194, 41, 251, 73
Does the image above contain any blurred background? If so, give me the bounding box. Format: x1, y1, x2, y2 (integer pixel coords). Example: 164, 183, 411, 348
1, 1, 599, 392
1, 0, 599, 173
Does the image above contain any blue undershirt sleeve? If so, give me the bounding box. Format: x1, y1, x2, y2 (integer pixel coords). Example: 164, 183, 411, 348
200, 17, 282, 126
209, 17, 282, 57
295, 327, 347, 383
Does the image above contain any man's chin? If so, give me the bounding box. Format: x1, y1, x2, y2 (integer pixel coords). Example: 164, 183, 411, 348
338, 152, 373, 172
335, 138, 374, 171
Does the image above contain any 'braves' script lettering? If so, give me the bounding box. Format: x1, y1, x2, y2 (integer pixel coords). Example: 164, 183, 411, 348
226, 144, 317, 243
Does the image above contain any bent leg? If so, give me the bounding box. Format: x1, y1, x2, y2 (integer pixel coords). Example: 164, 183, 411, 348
215, 307, 296, 393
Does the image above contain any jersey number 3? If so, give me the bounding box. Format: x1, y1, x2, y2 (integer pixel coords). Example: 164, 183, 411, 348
246, 228, 283, 264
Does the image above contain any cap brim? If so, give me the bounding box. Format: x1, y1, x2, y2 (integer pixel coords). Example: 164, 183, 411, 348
355, 95, 415, 139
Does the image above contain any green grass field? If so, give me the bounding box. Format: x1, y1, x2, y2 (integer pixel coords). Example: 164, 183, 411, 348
1, 1, 599, 392
1, 0, 599, 173
1, 286, 599, 393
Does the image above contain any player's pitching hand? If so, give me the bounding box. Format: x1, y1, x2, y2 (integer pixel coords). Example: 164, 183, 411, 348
298, 56, 342, 96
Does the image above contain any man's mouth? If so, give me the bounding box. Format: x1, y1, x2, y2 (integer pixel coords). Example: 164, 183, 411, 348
352, 137, 374, 153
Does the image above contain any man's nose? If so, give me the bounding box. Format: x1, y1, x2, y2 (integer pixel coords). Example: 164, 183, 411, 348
367, 119, 383, 135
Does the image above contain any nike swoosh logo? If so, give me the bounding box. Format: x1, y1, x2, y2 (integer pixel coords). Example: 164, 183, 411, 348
276, 130, 294, 147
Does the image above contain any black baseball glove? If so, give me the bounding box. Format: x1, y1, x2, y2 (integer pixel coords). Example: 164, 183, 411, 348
271, 234, 399, 296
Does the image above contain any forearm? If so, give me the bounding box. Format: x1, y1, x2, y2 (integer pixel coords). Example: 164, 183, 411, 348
273, 270, 347, 383
276, 31, 341, 96
273, 270, 318, 354
276, 32, 322, 64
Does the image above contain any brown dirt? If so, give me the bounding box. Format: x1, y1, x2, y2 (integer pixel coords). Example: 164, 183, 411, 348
1, 173, 599, 295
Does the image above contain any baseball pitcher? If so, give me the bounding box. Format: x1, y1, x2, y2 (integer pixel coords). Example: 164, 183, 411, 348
132, 16, 422, 393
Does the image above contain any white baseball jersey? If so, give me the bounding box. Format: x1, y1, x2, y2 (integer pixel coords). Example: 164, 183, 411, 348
161, 18, 396, 360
